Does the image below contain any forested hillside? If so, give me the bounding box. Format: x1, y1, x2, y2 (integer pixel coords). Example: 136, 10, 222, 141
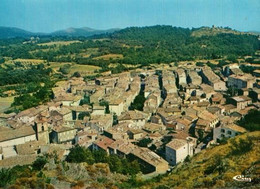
0, 26, 259, 66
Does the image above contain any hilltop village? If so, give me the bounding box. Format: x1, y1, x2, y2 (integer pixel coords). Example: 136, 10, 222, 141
0, 62, 259, 175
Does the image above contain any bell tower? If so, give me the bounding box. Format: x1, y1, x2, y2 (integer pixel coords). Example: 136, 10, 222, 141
35, 115, 50, 144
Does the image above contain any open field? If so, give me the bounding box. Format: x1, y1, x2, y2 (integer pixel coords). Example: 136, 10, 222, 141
49, 62, 100, 76
68, 64, 100, 76
0, 96, 14, 113
14, 59, 45, 64
79, 48, 99, 58
93, 53, 123, 60
37, 40, 82, 46
49, 62, 72, 71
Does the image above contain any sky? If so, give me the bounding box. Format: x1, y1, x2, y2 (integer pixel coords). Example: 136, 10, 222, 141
0, 0, 259, 33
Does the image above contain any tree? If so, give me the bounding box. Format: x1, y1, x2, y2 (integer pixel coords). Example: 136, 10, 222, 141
32, 156, 48, 171
99, 100, 110, 114
93, 149, 108, 163
108, 155, 123, 173
66, 146, 95, 164
237, 109, 260, 131
113, 113, 118, 125
0, 168, 14, 187
137, 138, 153, 147
72, 71, 81, 78
129, 91, 145, 111
79, 95, 91, 105
0, 57, 5, 64
229, 136, 253, 155
78, 112, 90, 120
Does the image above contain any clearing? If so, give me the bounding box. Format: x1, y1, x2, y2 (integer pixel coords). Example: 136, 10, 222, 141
93, 54, 123, 60
37, 40, 82, 46
68, 64, 100, 76
0, 96, 14, 113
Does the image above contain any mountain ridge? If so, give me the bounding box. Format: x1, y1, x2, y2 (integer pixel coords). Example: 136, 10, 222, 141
0, 26, 121, 39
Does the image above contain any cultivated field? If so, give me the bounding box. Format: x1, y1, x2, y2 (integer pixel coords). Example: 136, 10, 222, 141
0, 96, 14, 113
37, 40, 82, 46
68, 64, 100, 76
93, 54, 123, 60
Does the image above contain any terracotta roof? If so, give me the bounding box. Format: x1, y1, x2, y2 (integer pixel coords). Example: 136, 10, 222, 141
94, 136, 114, 150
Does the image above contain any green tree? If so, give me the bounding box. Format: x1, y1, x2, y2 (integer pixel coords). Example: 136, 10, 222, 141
78, 112, 90, 120
229, 136, 254, 155
129, 91, 145, 111
237, 109, 260, 131
66, 146, 95, 164
32, 156, 48, 171
0, 168, 14, 187
99, 100, 110, 114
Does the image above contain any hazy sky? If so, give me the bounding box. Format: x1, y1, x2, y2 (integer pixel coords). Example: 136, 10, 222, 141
1, 0, 259, 33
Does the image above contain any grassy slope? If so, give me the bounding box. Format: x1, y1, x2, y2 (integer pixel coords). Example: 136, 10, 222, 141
191, 27, 243, 37
140, 131, 260, 189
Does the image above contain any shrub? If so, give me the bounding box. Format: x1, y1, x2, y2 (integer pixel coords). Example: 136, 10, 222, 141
0, 168, 14, 187
229, 136, 254, 155
32, 156, 48, 171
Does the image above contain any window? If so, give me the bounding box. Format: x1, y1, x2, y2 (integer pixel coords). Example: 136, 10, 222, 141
227, 131, 232, 135
221, 134, 225, 138
221, 129, 225, 133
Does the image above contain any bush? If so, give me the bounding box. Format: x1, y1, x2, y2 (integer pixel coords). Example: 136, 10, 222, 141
237, 109, 260, 131
229, 136, 254, 155
32, 156, 48, 171
0, 168, 14, 187
66, 145, 95, 164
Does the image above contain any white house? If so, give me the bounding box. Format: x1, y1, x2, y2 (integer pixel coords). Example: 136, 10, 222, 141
166, 137, 196, 166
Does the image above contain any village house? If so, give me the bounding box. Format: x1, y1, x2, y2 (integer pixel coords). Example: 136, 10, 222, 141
87, 114, 113, 132
90, 87, 105, 104
127, 129, 146, 140
50, 126, 77, 144
109, 98, 125, 116
200, 66, 227, 91
75, 130, 98, 147
118, 110, 149, 128
166, 137, 197, 166
227, 74, 255, 89
175, 68, 187, 86
50, 106, 73, 122
198, 84, 216, 100
68, 105, 92, 120
91, 105, 105, 115
142, 123, 166, 134
187, 70, 202, 86
128, 147, 169, 174
55, 93, 82, 107
198, 110, 219, 128
229, 96, 252, 110
213, 124, 246, 142
15, 140, 45, 156
92, 136, 115, 153
0, 126, 36, 149
175, 118, 193, 131
15, 105, 48, 124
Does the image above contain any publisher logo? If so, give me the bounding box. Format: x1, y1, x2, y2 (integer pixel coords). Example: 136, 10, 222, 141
233, 175, 252, 182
